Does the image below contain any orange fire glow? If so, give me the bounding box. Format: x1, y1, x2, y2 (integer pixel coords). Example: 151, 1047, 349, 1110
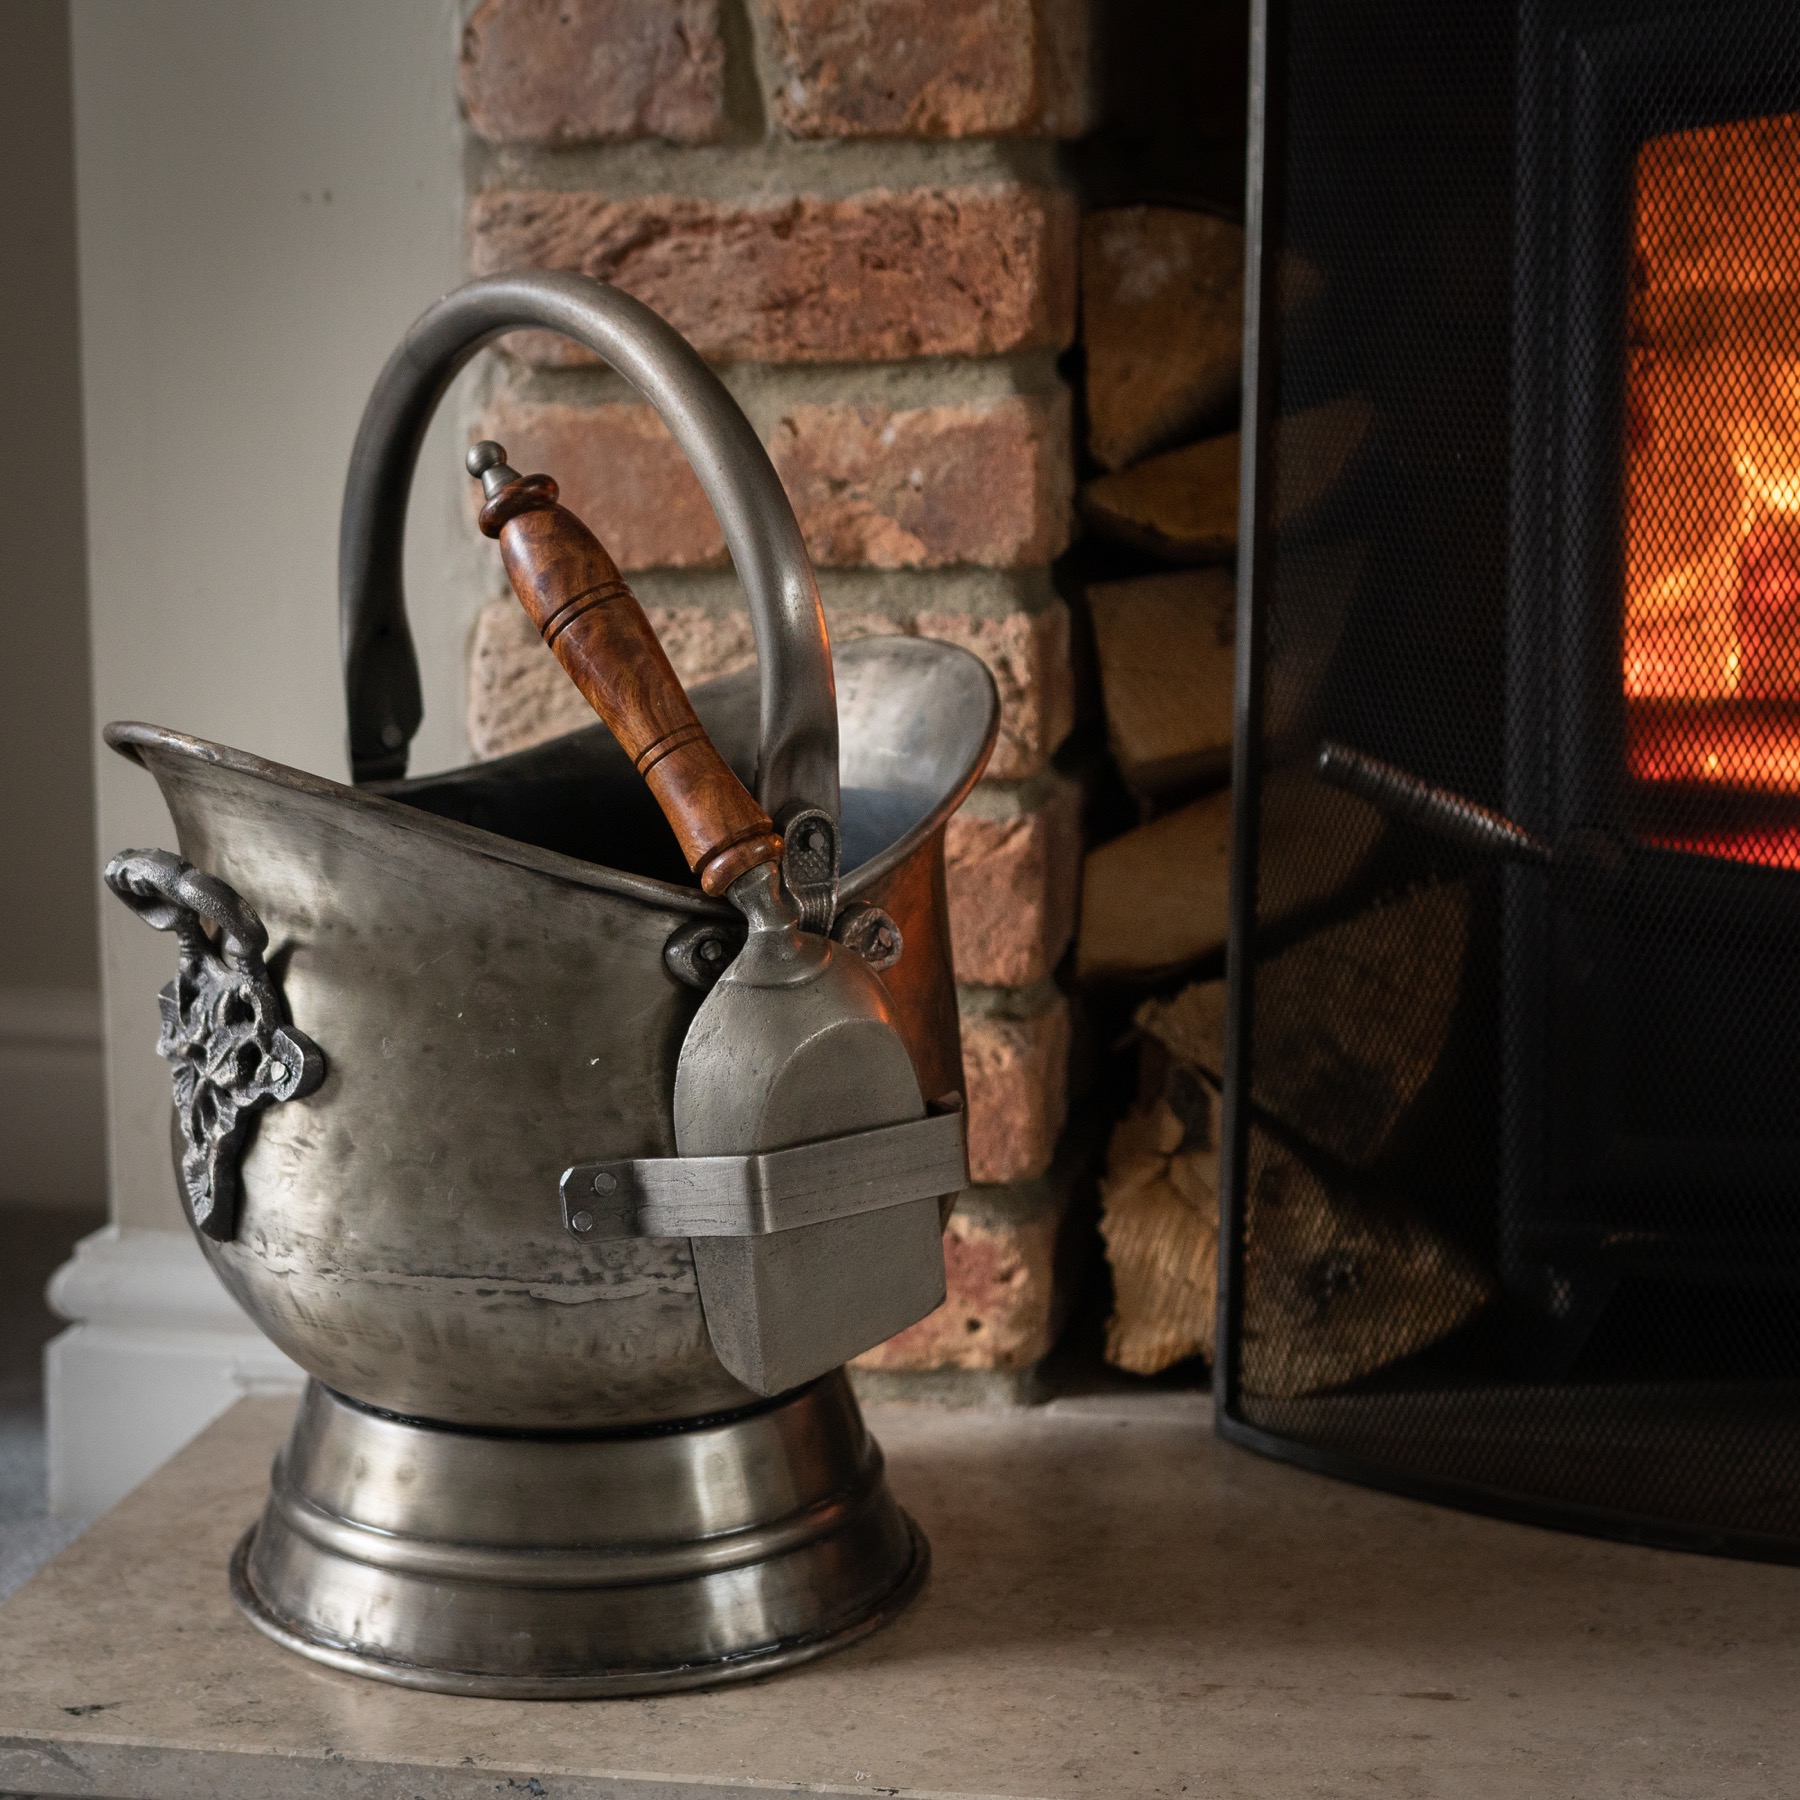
1645, 826, 1800, 871
1623, 115, 1800, 840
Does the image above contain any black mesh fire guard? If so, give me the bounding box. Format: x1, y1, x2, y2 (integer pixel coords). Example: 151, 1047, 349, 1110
1218, 0, 1800, 1560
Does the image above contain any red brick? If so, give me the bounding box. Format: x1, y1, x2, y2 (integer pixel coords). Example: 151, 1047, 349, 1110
460, 0, 726, 145
914, 603, 1074, 779
852, 1203, 1065, 1371
467, 186, 1078, 364
961, 997, 1070, 1185
945, 781, 1080, 986
467, 591, 1073, 784
481, 395, 722, 570
772, 396, 1070, 567
468, 599, 580, 759
759, 0, 1094, 140
481, 391, 1070, 571
471, 597, 919, 759
468, 594, 760, 758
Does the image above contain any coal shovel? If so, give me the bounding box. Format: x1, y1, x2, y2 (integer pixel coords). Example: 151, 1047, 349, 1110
469, 441, 963, 1396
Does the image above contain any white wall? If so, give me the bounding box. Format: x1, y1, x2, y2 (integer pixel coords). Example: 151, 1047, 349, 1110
74, 0, 474, 1233
0, 2, 103, 1209
56, 0, 476, 1516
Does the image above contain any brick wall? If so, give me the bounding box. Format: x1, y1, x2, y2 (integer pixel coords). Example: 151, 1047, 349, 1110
458, 0, 1092, 1379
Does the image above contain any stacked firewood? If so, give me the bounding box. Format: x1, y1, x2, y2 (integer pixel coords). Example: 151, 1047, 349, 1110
1073, 207, 1491, 1393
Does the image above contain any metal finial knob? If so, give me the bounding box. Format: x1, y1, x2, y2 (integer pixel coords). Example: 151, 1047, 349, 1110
466, 439, 520, 501
466, 439, 507, 478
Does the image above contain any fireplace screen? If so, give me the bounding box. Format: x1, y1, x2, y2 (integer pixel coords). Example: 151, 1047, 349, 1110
1218, 0, 1800, 1559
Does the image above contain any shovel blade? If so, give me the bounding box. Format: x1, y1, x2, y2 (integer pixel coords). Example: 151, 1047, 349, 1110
694, 1197, 946, 1396
677, 940, 952, 1397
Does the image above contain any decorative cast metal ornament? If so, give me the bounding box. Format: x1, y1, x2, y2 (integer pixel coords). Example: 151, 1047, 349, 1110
103, 849, 324, 1241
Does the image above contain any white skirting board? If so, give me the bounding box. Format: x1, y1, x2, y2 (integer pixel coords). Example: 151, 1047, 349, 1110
44, 1227, 302, 1522
0, 989, 106, 1208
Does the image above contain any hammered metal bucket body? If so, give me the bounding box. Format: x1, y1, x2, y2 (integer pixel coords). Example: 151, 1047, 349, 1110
104, 274, 996, 1692
109, 633, 992, 1431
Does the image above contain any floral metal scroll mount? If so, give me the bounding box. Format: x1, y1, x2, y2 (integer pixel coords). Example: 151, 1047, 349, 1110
104, 850, 325, 1241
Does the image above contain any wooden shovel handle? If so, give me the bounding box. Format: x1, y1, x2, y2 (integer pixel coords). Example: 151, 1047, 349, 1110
477, 463, 782, 896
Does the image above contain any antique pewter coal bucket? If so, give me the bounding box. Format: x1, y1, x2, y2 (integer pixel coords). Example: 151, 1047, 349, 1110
103, 274, 997, 1696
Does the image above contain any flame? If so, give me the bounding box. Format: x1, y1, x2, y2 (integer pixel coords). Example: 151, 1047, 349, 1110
1647, 826, 1800, 870
1733, 366, 1800, 520
1622, 116, 1800, 858
1622, 370, 1800, 708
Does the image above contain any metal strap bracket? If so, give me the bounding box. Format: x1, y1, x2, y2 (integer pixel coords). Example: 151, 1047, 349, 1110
559, 1098, 966, 1241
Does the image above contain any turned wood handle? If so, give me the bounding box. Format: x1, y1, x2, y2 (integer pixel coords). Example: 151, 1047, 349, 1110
471, 442, 783, 896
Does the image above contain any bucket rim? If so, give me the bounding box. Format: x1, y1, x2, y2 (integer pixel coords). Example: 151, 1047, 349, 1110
104, 636, 999, 916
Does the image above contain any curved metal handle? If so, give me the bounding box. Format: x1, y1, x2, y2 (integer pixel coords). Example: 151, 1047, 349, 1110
104, 847, 273, 967
339, 272, 838, 827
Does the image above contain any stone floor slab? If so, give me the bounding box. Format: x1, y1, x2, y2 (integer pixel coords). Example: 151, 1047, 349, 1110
1, 1390, 1796, 1799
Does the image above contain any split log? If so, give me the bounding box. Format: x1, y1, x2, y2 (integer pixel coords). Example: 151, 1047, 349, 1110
1246, 881, 1471, 1167
1080, 430, 1239, 563
1081, 207, 1326, 473
1099, 1115, 1491, 1390
1262, 538, 1367, 751
1099, 1099, 1220, 1375
1077, 786, 1232, 982
1256, 759, 1387, 935
1268, 392, 1375, 529
1237, 1128, 1492, 1398
1076, 766, 1385, 982
1088, 567, 1236, 797
1136, 880, 1472, 1170
1086, 542, 1367, 797
1078, 393, 1374, 564
1137, 1033, 1223, 1154
1081, 209, 1242, 474
1138, 978, 1227, 1077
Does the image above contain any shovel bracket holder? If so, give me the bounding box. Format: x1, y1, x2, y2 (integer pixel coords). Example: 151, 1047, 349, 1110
560, 1098, 966, 1242
663, 901, 903, 990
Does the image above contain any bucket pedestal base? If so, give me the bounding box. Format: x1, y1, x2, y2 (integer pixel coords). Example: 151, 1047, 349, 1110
231, 1374, 926, 1697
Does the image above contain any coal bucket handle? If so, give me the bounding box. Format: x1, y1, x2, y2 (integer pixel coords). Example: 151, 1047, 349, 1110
338, 272, 837, 827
